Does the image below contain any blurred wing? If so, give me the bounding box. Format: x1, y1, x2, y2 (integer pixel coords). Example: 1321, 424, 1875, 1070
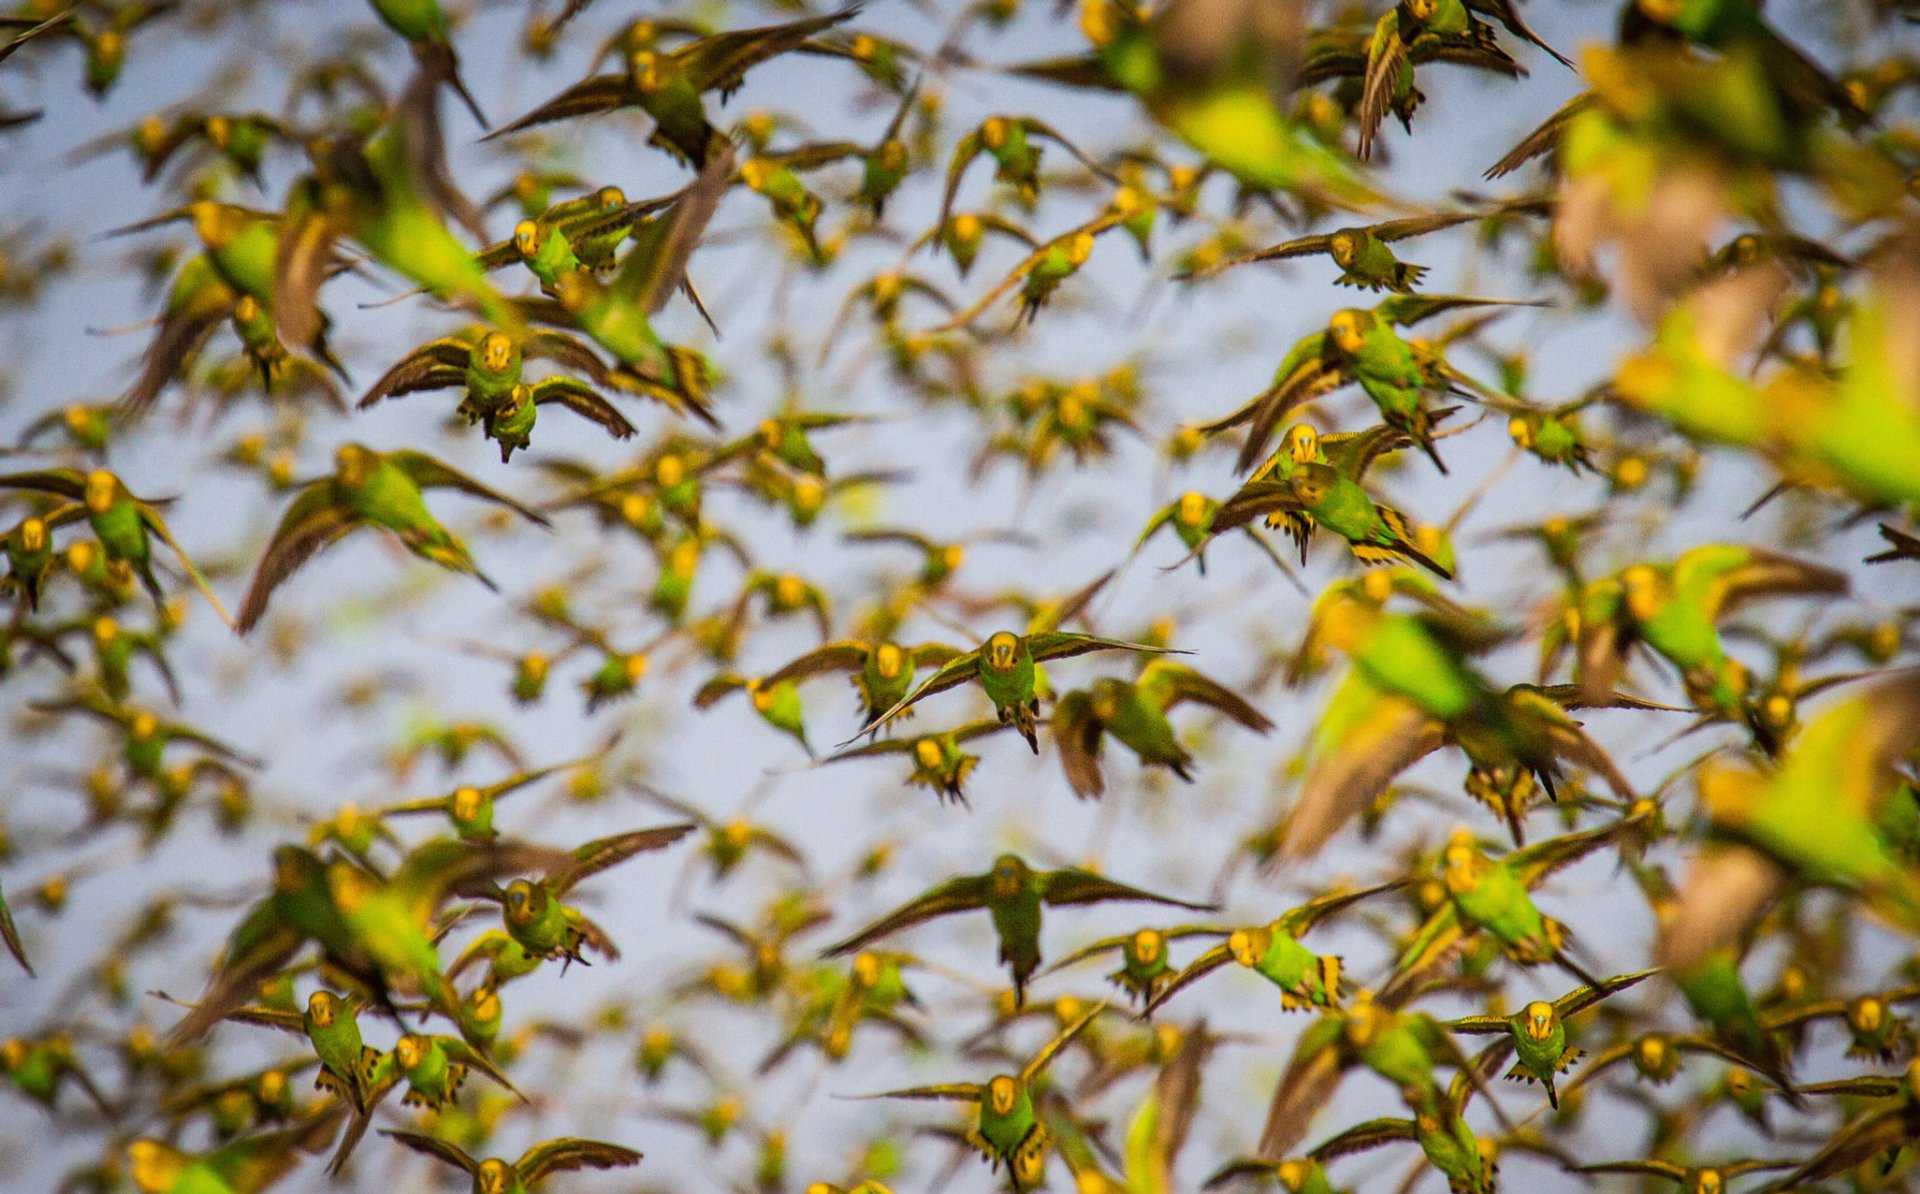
823, 874, 992, 956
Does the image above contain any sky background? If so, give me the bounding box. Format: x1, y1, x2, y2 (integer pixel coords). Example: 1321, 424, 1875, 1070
2, 1, 1916, 1191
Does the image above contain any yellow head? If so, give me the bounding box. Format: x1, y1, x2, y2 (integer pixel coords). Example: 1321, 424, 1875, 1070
307, 990, 338, 1027
394, 1034, 427, 1070
513, 219, 540, 259
1228, 926, 1272, 968
1328, 310, 1366, 354
985, 631, 1020, 671
1285, 423, 1319, 463
1523, 1001, 1556, 1042
477, 1159, 515, 1194
986, 1073, 1019, 1114
452, 785, 483, 824
84, 469, 118, 513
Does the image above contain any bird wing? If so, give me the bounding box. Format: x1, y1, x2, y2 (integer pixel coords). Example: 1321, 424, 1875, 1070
1051, 690, 1107, 800
1138, 661, 1273, 731
1276, 880, 1409, 938
1022, 999, 1108, 1081
822, 874, 992, 956
484, 75, 632, 141
1139, 942, 1233, 1018
1026, 631, 1181, 665
1555, 968, 1659, 1019
1284, 681, 1446, 860
529, 377, 638, 439
612, 143, 736, 316
679, 9, 857, 94
549, 825, 698, 897
236, 481, 360, 634
1039, 869, 1215, 911
382, 1130, 479, 1175
516, 1138, 644, 1184
1310, 1115, 1416, 1160
523, 330, 614, 383
387, 450, 552, 526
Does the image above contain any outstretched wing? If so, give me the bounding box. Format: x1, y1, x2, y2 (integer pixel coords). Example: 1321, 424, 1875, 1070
822, 874, 992, 956
382, 1130, 479, 1175
388, 450, 552, 526
516, 1137, 644, 1184
236, 481, 360, 634
1040, 869, 1215, 912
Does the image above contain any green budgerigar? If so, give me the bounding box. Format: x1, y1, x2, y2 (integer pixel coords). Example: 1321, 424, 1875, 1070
824, 853, 1216, 1004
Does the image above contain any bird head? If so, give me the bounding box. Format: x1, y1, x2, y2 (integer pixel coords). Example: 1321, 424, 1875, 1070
1507, 413, 1538, 450
874, 643, 906, 680
595, 185, 626, 209
1848, 995, 1888, 1035
1287, 463, 1335, 508
503, 878, 541, 925
852, 950, 884, 988
1343, 990, 1385, 1045
1442, 828, 1485, 893
1275, 1160, 1315, 1192
628, 49, 664, 91
477, 1159, 515, 1194
451, 786, 484, 824
1227, 925, 1271, 969
1636, 0, 1682, 25
1067, 232, 1096, 267
986, 1073, 1019, 1115
326, 861, 371, 914
913, 738, 944, 770
479, 332, 515, 374
654, 453, 686, 488
91, 616, 118, 647
0, 1038, 24, 1070
985, 631, 1021, 673
307, 990, 339, 1027
1328, 310, 1366, 354
1523, 1001, 1557, 1042
1691, 1169, 1724, 1194
981, 117, 1009, 151
1284, 423, 1320, 463
130, 711, 160, 742
1131, 927, 1164, 966
1620, 564, 1668, 622
335, 443, 373, 489
128, 1141, 184, 1194
1328, 230, 1358, 267
708, 821, 749, 863
187, 201, 239, 249
395, 1034, 427, 1070
1090, 678, 1126, 723
1634, 1033, 1674, 1078
513, 219, 542, 260
1175, 490, 1209, 528
989, 853, 1028, 900
19, 517, 47, 553
467, 987, 502, 1032
84, 469, 119, 514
